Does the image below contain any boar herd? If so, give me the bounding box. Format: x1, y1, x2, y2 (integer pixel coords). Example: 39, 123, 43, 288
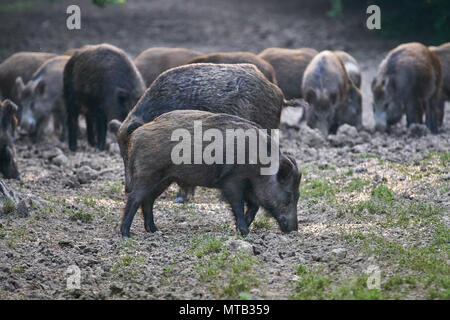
0, 41, 448, 238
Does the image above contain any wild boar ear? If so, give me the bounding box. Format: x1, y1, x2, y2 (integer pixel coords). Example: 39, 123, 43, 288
305, 90, 316, 105
2, 100, 18, 130
108, 119, 122, 136
277, 156, 294, 182
126, 119, 144, 135
15, 77, 25, 98
35, 79, 46, 96
3, 99, 18, 115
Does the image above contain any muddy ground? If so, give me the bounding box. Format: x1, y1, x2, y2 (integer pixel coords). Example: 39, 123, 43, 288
0, 0, 449, 300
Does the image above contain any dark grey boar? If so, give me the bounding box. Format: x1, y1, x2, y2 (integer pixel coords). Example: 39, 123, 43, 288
109, 63, 284, 202
134, 47, 202, 87
302, 51, 349, 136
64, 43, 146, 151
334, 50, 361, 89
0, 100, 19, 179
15, 55, 70, 142
372, 42, 442, 134
429, 43, 450, 127
119, 110, 301, 238
0, 52, 56, 118
258, 47, 318, 99
187, 51, 277, 84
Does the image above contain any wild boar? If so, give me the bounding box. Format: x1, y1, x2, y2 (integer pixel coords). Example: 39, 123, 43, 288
15, 55, 70, 142
0, 52, 56, 119
134, 47, 202, 87
0, 100, 19, 179
372, 42, 442, 134
429, 43, 450, 126
109, 63, 284, 202
187, 51, 277, 84
63, 43, 146, 151
119, 110, 301, 238
258, 47, 318, 99
302, 50, 349, 136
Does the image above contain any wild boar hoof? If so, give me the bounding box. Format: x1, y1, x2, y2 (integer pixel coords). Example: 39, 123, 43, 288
145, 224, 158, 233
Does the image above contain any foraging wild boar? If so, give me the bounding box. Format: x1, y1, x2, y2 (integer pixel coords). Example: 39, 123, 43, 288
119, 110, 301, 238
0, 52, 56, 117
0, 100, 19, 179
64, 43, 146, 151
109, 63, 284, 202
372, 42, 442, 134
15, 55, 70, 142
134, 47, 202, 87
258, 47, 318, 99
337, 82, 363, 131
187, 51, 277, 84
302, 51, 349, 136
333, 50, 361, 89
429, 43, 450, 126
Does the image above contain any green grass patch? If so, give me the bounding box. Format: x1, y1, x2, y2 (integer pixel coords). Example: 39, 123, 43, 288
345, 178, 370, 192
191, 235, 260, 299
300, 177, 337, 200
291, 265, 382, 300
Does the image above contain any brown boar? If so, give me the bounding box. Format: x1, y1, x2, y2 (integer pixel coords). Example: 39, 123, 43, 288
15, 55, 70, 142
109, 63, 284, 202
0, 52, 56, 118
429, 43, 450, 127
372, 42, 442, 134
302, 51, 349, 136
63, 43, 146, 151
119, 110, 301, 238
258, 47, 318, 99
0, 100, 19, 179
134, 47, 202, 87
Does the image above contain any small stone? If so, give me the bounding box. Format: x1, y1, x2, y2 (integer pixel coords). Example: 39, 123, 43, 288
76, 166, 98, 184
41, 147, 63, 160
52, 154, 69, 167
311, 253, 322, 262
109, 282, 123, 296
298, 125, 326, 147
225, 239, 254, 255
331, 248, 347, 259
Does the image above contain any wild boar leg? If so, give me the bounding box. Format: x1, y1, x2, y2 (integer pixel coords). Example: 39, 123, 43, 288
96, 111, 107, 151
405, 97, 422, 127
85, 113, 96, 147
222, 180, 249, 236
142, 180, 171, 233
67, 98, 79, 151
244, 199, 259, 227
424, 100, 438, 134
120, 190, 146, 238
